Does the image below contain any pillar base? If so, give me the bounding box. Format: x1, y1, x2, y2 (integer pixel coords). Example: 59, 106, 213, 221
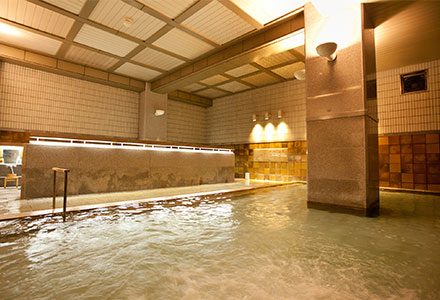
307, 201, 379, 217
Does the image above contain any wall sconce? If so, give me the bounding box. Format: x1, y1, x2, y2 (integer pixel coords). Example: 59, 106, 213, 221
316, 42, 337, 61
277, 110, 284, 119
154, 109, 165, 116
252, 114, 257, 122
264, 112, 271, 121
294, 69, 306, 81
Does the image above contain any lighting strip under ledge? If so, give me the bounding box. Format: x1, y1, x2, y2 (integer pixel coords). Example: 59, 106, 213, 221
29, 137, 233, 154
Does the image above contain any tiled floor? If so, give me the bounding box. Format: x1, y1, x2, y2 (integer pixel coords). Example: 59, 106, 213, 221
0, 180, 297, 221
0, 187, 20, 202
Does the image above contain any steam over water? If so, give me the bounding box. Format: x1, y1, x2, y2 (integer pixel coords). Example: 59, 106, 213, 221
1, 185, 439, 299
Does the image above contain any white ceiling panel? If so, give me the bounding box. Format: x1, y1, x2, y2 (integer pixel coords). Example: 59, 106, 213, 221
231, 0, 304, 25
196, 88, 228, 99
132, 47, 185, 71
0, 21, 61, 55
138, 0, 197, 19
225, 64, 259, 77
64, 45, 118, 69
153, 28, 215, 59
200, 74, 229, 85
217, 81, 250, 93
0, 0, 75, 37
89, 0, 166, 41
182, 1, 255, 44
258, 51, 297, 68
74, 24, 138, 57
241, 72, 280, 86
272, 62, 305, 79
43, 0, 86, 14
181, 82, 205, 92
115, 62, 162, 81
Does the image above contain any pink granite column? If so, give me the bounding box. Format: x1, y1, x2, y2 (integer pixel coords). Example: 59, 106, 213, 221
305, 2, 379, 216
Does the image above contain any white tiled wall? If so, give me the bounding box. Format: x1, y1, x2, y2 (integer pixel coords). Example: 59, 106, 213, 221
377, 59, 440, 134
205, 58, 440, 145
0, 62, 139, 138
2, 58, 439, 144
167, 99, 207, 144
207, 80, 306, 144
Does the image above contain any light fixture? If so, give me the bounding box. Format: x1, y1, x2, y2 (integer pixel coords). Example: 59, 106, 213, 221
294, 69, 306, 80
154, 109, 165, 117
123, 16, 133, 28
30, 137, 232, 154
252, 114, 258, 122
277, 110, 284, 119
264, 112, 271, 121
0, 23, 20, 35
316, 42, 338, 61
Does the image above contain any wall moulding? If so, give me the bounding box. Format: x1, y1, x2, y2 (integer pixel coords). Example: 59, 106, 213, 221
0, 43, 145, 92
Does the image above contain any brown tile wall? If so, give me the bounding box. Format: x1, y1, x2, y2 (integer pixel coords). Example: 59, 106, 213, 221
379, 132, 440, 191
232, 141, 307, 182
232, 133, 440, 191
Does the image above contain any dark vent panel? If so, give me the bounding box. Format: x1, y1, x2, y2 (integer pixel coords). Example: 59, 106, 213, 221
400, 70, 427, 94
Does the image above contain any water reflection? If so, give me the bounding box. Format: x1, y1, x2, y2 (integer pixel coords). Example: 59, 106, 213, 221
0, 186, 439, 300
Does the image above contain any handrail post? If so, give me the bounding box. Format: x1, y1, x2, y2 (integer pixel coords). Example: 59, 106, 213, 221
52, 170, 56, 210
52, 167, 70, 222
63, 171, 68, 222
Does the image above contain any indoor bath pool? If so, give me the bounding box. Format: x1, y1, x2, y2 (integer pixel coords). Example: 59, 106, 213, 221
0, 185, 439, 299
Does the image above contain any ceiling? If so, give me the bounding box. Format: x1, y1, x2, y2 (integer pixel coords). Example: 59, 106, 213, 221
0, 0, 306, 101
366, 0, 440, 72
176, 46, 305, 99
1, 0, 439, 103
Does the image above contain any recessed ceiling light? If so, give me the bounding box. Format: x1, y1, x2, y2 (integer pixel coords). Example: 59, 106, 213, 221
0, 23, 20, 36
123, 16, 133, 28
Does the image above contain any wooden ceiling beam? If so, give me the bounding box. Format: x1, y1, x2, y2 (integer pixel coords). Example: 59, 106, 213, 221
249, 62, 286, 81
27, 0, 194, 63
122, 0, 220, 47
218, 0, 263, 29
151, 12, 304, 93
56, 0, 99, 58
168, 90, 212, 107
288, 48, 305, 62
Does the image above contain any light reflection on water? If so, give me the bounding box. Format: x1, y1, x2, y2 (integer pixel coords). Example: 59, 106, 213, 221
0, 185, 439, 300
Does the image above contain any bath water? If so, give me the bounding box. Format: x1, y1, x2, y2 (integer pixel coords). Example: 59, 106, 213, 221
0, 185, 439, 299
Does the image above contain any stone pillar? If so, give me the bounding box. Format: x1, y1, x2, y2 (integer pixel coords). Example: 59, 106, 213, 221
139, 83, 167, 141
305, 2, 379, 216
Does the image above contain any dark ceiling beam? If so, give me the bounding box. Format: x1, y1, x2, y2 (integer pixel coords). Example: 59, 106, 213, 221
249, 62, 286, 81
0, 17, 64, 42
0, 17, 167, 74
288, 48, 305, 62
0, 44, 145, 92
56, 0, 99, 58
221, 73, 257, 89
218, 0, 263, 29
174, 0, 213, 23
27, 0, 193, 63
168, 90, 212, 107
211, 86, 233, 95
151, 11, 304, 93
122, 0, 220, 47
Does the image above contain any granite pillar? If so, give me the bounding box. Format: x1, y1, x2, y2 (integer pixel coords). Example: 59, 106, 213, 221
139, 83, 167, 141
305, 2, 379, 216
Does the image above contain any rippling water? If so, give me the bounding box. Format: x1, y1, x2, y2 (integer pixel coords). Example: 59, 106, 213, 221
1, 185, 439, 300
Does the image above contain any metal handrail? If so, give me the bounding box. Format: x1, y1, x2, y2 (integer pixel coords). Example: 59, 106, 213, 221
52, 167, 70, 222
